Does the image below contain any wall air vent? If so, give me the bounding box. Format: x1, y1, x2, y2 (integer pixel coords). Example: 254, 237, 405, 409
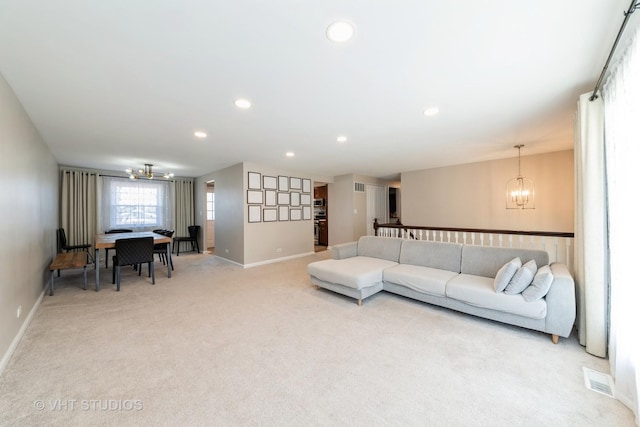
354, 182, 365, 193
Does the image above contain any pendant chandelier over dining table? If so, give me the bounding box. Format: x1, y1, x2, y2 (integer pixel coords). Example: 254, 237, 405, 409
506, 145, 535, 210
125, 163, 174, 180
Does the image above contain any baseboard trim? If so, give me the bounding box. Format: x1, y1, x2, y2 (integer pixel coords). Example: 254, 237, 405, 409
214, 251, 317, 269
212, 256, 244, 267
0, 290, 45, 377
244, 252, 315, 268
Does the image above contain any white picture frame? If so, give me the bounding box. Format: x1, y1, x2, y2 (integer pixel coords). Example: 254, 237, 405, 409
278, 176, 289, 191
290, 192, 300, 207
277, 192, 290, 205
263, 208, 277, 222
290, 177, 301, 190
263, 175, 277, 190
302, 179, 311, 193
303, 206, 311, 220
248, 172, 261, 190
265, 190, 277, 206
301, 194, 311, 205
248, 205, 261, 223
278, 206, 289, 221
247, 190, 263, 204
290, 208, 302, 221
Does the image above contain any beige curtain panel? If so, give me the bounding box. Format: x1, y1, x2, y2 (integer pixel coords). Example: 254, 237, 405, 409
60, 169, 99, 251
173, 179, 195, 237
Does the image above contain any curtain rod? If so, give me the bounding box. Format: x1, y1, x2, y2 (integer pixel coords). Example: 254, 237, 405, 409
590, 0, 639, 101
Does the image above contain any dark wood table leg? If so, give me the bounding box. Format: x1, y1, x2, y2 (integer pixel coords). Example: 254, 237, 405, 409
94, 248, 100, 291
50, 271, 54, 296
166, 244, 172, 278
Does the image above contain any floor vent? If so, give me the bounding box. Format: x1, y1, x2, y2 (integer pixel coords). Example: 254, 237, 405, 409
354, 182, 365, 192
583, 367, 615, 398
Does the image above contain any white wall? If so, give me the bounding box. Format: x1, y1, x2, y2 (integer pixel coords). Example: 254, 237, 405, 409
0, 72, 58, 373
401, 150, 574, 232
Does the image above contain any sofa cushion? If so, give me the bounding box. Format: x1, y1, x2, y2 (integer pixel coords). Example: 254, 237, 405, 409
493, 257, 521, 292
446, 274, 547, 319
522, 265, 554, 302
331, 241, 358, 260
383, 264, 458, 297
307, 256, 398, 290
461, 246, 549, 278
357, 236, 403, 262
398, 240, 462, 272
504, 259, 537, 295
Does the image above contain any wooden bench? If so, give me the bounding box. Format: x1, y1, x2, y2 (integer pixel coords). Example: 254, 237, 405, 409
48, 252, 88, 295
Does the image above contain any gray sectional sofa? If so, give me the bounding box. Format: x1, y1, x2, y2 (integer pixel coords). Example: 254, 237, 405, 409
307, 236, 576, 343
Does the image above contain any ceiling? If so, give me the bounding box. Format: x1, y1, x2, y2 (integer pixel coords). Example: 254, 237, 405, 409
0, 1, 635, 180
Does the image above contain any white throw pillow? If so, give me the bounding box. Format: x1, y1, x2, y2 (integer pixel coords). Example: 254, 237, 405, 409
494, 257, 521, 292
504, 259, 537, 295
522, 265, 554, 302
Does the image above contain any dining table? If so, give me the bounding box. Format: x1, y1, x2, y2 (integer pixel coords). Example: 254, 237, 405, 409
94, 231, 172, 291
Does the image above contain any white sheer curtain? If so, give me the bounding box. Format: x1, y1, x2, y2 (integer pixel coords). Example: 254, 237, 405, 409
573, 93, 608, 358
100, 176, 172, 233
603, 25, 640, 424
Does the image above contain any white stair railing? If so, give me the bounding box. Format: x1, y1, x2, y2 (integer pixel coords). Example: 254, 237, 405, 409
374, 224, 574, 270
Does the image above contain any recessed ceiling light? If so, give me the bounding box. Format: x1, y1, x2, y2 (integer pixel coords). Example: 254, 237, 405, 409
285, 152, 295, 157
234, 99, 251, 109
194, 131, 207, 138
423, 107, 440, 116
337, 135, 348, 143
326, 21, 355, 43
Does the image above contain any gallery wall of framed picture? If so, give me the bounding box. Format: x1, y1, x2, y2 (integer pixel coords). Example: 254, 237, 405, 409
247, 172, 312, 223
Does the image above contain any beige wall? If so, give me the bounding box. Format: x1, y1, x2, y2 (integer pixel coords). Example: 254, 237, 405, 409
242, 162, 316, 265
401, 150, 574, 232
0, 73, 58, 372
196, 163, 245, 265
328, 175, 355, 246
328, 174, 394, 245
196, 162, 325, 266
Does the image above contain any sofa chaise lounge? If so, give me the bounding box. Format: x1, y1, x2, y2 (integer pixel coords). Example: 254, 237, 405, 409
307, 236, 576, 343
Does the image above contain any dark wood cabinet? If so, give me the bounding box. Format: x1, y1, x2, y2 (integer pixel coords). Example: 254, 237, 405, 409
318, 220, 328, 246
314, 185, 328, 200
314, 184, 328, 246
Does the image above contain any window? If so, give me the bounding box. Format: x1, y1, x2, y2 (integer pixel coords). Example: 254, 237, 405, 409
206, 191, 215, 221
101, 177, 172, 231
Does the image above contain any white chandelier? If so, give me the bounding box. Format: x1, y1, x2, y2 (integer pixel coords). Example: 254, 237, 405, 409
125, 163, 174, 180
506, 145, 535, 209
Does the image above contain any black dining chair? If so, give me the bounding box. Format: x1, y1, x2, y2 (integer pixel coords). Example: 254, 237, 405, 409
57, 228, 93, 267
173, 225, 200, 256
153, 229, 174, 270
104, 229, 133, 268
111, 237, 155, 291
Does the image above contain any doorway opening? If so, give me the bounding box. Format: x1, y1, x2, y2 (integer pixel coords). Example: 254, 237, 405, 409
206, 181, 215, 255
366, 184, 388, 236
314, 183, 328, 252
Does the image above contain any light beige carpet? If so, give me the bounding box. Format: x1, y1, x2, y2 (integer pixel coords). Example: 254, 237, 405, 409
0, 251, 635, 426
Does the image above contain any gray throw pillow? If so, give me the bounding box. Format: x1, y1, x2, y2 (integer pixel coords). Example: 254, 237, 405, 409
494, 257, 521, 292
504, 259, 537, 295
522, 265, 554, 302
